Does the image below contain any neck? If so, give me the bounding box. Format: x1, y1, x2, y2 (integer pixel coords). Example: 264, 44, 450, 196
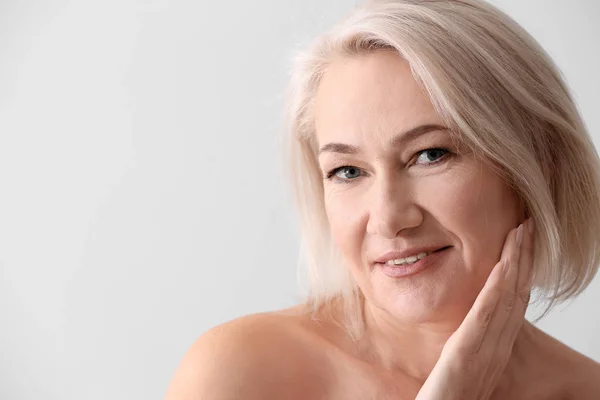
357, 300, 537, 384
358, 300, 468, 382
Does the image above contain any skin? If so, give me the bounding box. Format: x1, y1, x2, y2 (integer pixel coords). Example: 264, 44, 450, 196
314, 50, 525, 382
164, 50, 600, 399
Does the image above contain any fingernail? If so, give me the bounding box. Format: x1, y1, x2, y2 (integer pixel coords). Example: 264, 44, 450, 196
528, 219, 535, 234
516, 224, 523, 248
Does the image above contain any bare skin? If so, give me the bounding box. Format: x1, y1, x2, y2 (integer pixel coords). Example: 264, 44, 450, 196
165, 220, 600, 399
165, 51, 600, 399
275, 301, 600, 400
164, 301, 600, 399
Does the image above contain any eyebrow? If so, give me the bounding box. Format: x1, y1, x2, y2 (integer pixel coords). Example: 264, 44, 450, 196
317, 124, 449, 156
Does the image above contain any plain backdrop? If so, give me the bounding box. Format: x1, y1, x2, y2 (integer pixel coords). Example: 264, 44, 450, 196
0, 0, 599, 399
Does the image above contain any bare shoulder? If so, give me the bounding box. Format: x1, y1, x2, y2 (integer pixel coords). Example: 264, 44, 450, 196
529, 325, 600, 399
561, 345, 600, 399
164, 306, 334, 400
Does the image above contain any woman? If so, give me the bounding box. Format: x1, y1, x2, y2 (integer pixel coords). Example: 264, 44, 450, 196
166, 0, 600, 398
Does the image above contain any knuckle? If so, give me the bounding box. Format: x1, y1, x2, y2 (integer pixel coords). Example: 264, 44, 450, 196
518, 289, 531, 304
476, 307, 494, 326
489, 286, 504, 296
504, 292, 516, 311
453, 337, 476, 357
453, 350, 471, 365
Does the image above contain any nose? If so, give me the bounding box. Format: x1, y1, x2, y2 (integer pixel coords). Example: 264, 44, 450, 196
366, 175, 423, 239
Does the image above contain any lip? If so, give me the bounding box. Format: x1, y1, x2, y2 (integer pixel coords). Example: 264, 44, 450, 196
377, 246, 451, 278
374, 246, 450, 264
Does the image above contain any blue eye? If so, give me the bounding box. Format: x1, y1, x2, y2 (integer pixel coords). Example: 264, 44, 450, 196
324, 148, 450, 184
415, 148, 449, 165
326, 166, 361, 182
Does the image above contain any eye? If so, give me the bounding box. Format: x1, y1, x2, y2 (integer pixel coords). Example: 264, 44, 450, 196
325, 166, 362, 183
414, 148, 450, 165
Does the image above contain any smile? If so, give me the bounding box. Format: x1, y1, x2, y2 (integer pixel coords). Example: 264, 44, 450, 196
384, 251, 434, 266
378, 246, 451, 278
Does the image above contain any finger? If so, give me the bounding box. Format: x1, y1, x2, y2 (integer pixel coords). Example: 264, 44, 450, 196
476, 223, 523, 352
516, 218, 534, 304
445, 260, 502, 357
506, 222, 524, 292
465, 224, 524, 396
450, 225, 521, 356
499, 218, 535, 349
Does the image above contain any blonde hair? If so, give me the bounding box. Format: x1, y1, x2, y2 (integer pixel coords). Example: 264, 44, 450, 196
283, 0, 600, 339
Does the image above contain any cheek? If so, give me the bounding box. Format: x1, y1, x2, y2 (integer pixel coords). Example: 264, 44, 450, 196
324, 187, 365, 261
419, 163, 520, 274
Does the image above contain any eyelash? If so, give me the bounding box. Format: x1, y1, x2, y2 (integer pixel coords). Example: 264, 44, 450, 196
324, 148, 451, 183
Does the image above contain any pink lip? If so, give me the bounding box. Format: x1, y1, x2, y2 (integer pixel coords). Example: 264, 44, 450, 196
378, 247, 450, 278
374, 246, 448, 264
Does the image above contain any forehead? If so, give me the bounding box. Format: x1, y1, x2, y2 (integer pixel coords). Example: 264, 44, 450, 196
313, 50, 441, 148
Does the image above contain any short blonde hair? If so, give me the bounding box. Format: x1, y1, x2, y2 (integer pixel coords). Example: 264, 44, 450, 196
283, 0, 600, 339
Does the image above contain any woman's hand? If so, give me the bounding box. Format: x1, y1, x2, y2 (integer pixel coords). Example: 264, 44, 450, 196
415, 218, 535, 400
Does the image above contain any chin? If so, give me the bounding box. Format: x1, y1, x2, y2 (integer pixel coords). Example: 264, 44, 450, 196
361, 253, 481, 323
374, 283, 476, 324
386, 295, 452, 323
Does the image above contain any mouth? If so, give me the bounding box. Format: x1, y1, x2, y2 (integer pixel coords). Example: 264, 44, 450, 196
377, 246, 452, 278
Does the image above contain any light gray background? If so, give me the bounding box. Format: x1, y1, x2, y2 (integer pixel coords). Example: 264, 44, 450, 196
0, 1, 598, 399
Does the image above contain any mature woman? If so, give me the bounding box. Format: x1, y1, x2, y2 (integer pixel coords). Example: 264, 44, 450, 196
166, 0, 600, 398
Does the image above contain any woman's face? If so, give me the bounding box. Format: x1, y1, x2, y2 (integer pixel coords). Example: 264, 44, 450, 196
314, 50, 524, 323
